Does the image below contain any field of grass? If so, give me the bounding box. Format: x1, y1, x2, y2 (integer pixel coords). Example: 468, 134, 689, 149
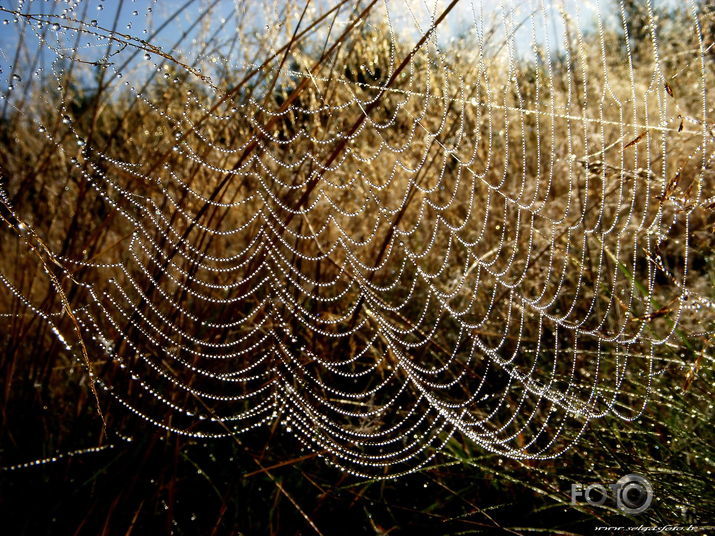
0, 0, 714, 534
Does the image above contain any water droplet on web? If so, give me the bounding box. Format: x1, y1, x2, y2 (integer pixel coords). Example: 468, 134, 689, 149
90, 20, 97, 27
144, 53, 151, 61
11, 73, 21, 81
62, 115, 71, 124
52, 23, 60, 31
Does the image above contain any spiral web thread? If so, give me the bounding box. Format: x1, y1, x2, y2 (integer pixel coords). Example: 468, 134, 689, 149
0, 0, 713, 478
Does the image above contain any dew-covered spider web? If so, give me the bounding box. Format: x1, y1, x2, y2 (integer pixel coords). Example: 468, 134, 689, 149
0, 0, 713, 478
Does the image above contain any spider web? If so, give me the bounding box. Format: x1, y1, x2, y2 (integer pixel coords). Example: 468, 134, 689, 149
0, 0, 713, 478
